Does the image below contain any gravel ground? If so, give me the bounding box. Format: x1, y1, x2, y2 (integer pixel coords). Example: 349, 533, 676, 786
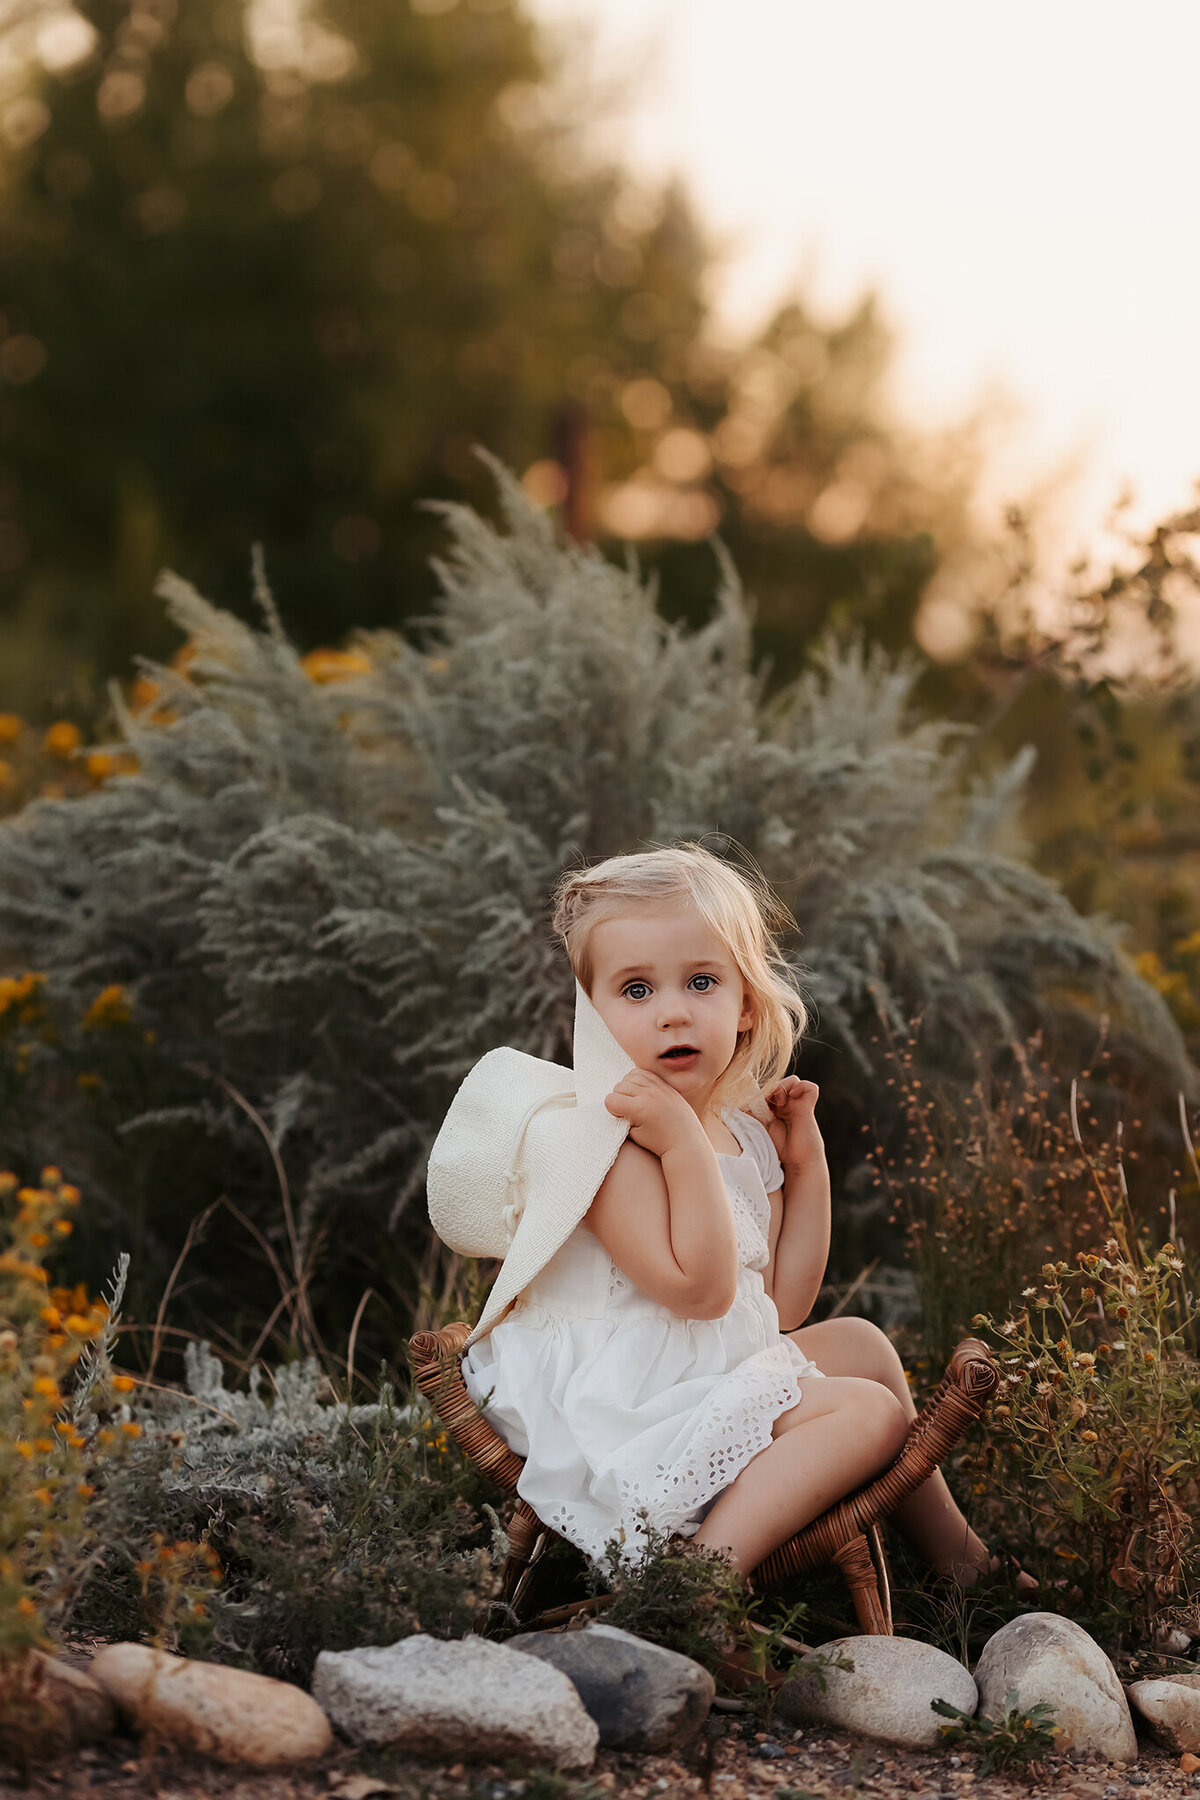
2, 1711, 1196, 1800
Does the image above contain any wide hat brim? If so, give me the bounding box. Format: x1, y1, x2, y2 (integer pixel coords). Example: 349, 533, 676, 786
426, 982, 634, 1344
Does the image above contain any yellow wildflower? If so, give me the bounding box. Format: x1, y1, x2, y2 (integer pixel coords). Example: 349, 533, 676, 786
121, 1422, 142, 1438
0, 1255, 46, 1282
0, 975, 43, 1017
43, 720, 81, 758
83, 984, 132, 1030
16, 1597, 36, 1617
0, 713, 22, 742
32, 1377, 59, 1399
302, 647, 372, 683
32, 1486, 53, 1505
111, 1374, 136, 1394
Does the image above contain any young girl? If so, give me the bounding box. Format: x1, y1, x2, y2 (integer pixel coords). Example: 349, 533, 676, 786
436, 843, 993, 1582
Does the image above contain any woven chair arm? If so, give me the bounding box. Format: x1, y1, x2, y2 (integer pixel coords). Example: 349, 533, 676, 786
753, 1335, 998, 1586
407, 1323, 526, 1494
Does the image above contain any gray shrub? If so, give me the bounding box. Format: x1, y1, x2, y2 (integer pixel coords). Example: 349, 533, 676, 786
0, 467, 1187, 1307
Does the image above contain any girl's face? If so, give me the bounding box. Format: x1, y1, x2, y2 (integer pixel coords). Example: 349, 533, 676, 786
586, 900, 753, 1115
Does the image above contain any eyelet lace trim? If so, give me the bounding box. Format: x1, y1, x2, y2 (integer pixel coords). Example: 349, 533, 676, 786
542, 1341, 804, 1568
727, 1179, 770, 1272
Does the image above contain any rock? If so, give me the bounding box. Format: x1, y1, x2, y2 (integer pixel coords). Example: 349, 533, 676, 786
88, 1643, 332, 1765
974, 1612, 1137, 1765
509, 1621, 714, 1753
774, 1634, 977, 1751
0, 1651, 117, 1764
312, 1634, 597, 1770
1127, 1669, 1200, 1754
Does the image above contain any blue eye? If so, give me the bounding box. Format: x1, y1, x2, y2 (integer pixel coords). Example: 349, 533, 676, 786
623, 981, 651, 1001
689, 974, 716, 992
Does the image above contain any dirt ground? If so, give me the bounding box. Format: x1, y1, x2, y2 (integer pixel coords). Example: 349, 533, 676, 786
2, 1708, 1196, 1800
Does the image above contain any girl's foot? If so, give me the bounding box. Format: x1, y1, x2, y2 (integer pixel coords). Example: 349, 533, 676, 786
989, 1553, 1040, 1597
949, 1550, 1038, 1595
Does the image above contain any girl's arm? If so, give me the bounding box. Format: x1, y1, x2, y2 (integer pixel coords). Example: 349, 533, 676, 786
762, 1079, 831, 1330
584, 1069, 739, 1319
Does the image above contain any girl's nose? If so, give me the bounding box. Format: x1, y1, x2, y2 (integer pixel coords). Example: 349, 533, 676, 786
658, 989, 693, 1029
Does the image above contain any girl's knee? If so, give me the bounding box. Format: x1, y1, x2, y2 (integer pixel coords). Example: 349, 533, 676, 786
835, 1316, 904, 1378
843, 1376, 908, 1459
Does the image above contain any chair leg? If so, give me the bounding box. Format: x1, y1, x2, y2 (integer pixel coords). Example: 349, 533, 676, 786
866, 1521, 893, 1634
832, 1530, 892, 1636
507, 1529, 549, 1619
500, 1499, 550, 1620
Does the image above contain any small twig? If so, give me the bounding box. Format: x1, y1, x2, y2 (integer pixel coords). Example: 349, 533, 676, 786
1178, 1093, 1200, 1198
825, 1257, 881, 1322
185, 1061, 321, 1357
108, 1373, 242, 1430
148, 1202, 218, 1383
216, 1193, 294, 1326
525, 1594, 614, 1629
241, 1290, 303, 1374
116, 1318, 245, 1357
744, 1618, 812, 1654
344, 1286, 379, 1403
1068, 1077, 1132, 1258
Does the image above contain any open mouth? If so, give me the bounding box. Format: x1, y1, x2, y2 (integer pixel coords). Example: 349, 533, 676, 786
660, 1045, 700, 1064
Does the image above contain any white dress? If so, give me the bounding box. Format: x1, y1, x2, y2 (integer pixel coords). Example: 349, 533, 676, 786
461, 1109, 824, 1569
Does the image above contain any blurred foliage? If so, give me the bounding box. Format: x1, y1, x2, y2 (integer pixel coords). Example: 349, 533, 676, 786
0, 475, 1189, 1373
873, 1022, 1191, 1373
911, 500, 1200, 1069
0, 0, 983, 713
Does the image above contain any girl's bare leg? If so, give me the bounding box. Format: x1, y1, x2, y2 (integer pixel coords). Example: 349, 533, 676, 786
691, 1375, 908, 1574
787, 1317, 991, 1582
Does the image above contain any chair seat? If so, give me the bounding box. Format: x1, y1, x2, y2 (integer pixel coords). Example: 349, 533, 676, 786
407, 1324, 998, 1635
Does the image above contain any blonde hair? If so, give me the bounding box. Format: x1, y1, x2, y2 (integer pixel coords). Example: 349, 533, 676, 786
552, 844, 808, 1111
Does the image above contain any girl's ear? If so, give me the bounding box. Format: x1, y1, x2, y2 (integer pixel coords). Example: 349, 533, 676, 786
738, 988, 756, 1033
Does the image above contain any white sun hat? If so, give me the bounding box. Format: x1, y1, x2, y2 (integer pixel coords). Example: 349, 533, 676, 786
427, 981, 635, 1345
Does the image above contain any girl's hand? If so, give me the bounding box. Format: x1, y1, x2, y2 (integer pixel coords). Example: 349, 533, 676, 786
605, 1069, 705, 1160
764, 1077, 824, 1170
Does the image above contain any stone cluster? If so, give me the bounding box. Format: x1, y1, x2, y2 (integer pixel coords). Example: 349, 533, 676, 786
7, 1607, 1200, 1775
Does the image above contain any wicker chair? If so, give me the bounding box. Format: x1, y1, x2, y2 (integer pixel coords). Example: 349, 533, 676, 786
408, 1322, 998, 1634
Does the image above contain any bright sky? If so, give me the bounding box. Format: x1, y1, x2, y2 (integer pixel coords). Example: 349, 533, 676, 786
529, 0, 1200, 582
